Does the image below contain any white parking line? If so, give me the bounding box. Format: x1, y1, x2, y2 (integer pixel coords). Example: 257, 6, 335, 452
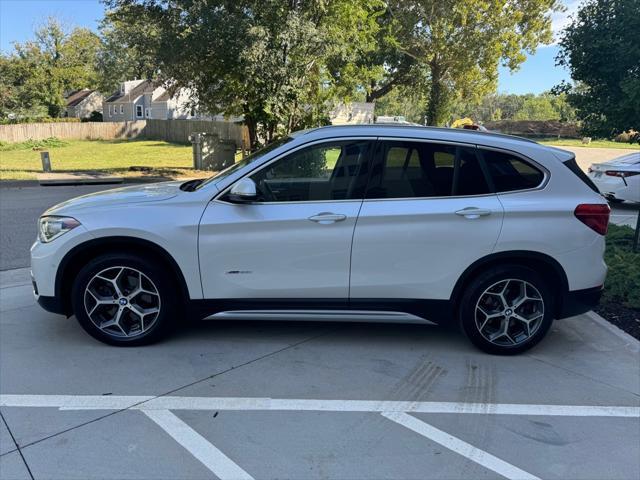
1, 395, 638, 417
382, 412, 540, 480
143, 409, 254, 480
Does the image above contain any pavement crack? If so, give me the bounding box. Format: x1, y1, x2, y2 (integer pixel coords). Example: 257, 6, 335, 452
0, 410, 35, 479
527, 354, 640, 399
5, 327, 335, 453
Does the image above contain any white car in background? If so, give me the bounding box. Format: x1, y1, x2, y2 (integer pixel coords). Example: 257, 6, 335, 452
588, 152, 640, 203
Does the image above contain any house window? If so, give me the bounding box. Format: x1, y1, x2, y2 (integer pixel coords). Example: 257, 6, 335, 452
136, 105, 143, 118
108, 105, 112, 116
120, 105, 123, 114
145, 107, 151, 118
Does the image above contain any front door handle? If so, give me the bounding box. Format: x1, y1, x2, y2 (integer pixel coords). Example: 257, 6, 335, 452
455, 207, 492, 219
308, 212, 347, 224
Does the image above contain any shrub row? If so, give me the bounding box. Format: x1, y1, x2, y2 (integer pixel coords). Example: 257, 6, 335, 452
602, 224, 640, 310
0, 137, 70, 151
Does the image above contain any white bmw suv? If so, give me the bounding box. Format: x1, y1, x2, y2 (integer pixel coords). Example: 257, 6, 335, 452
31, 125, 609, 354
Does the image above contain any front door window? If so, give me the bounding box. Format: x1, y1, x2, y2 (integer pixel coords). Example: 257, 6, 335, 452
248, 140, 371, 202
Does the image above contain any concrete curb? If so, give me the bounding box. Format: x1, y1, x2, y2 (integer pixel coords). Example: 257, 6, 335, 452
586, 310, 640, 351
0, 176, 180, 189
37, 173, 124, 186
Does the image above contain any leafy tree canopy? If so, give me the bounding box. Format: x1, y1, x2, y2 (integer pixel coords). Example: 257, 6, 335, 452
105, 0, 385, 147
556, 0, 640, 137
0, 17, 101, 118
96, 11, 160, 94
374, 0, 560, 125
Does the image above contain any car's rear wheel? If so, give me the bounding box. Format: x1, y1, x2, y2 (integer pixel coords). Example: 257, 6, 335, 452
71, 253, 178, 346
459, 266, 554, 355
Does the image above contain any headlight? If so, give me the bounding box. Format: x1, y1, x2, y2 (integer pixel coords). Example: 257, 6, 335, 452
38, 216, 81, 243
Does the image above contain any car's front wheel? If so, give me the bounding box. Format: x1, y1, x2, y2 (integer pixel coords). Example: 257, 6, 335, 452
71, 253, 178, 346
459, 266, 554, 355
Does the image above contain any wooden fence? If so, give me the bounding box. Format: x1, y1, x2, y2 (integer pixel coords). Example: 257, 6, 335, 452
0, 120, 249, 149
143, 119, 248, 148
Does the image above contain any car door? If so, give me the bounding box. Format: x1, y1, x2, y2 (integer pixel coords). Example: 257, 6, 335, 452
198, 139, 373, 300
349, 139, 504, 305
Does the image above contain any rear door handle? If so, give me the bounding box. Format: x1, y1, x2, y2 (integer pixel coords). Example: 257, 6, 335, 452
455, 207, 492, 219
308, 212, 347, 224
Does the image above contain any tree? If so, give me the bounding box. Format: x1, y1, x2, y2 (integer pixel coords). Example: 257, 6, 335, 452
106, 0, 384, 147
556, 0, 640, 137
373, 85, 426, 124
96, 11, 159, 94
377, 0, 560, 125
513, 94, 558, 121
1, 17, 101, 118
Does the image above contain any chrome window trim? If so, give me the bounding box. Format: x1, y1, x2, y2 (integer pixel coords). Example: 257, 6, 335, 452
214, 135, 550, 205
214, 136, 377, 205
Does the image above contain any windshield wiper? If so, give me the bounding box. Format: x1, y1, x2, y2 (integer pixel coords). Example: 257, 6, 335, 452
179, 178, 204, 192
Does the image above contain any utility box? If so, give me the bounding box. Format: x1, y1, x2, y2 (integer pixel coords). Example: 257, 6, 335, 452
40, 151, 52, 172
190, 132, 236, 171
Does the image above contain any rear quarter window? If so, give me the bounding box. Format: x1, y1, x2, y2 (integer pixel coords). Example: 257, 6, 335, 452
481, 150, 544, 192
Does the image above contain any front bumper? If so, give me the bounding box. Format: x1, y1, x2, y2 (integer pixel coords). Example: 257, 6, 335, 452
558, 286, 603, 319
37, 295, 69, 316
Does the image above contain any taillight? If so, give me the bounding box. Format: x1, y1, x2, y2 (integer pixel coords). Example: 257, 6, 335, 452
605, 170, 639, 177
574, 204, 610, 235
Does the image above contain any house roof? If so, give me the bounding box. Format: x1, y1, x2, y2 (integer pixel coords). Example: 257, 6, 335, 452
105, 80, 156, 103
65, 89, 96, 107
154, 90, 172, 102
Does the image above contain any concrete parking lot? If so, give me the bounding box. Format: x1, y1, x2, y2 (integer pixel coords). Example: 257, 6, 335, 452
1, 267, 639, 480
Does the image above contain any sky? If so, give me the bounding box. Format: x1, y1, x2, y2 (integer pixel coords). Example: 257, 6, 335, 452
0, 0, 578, 95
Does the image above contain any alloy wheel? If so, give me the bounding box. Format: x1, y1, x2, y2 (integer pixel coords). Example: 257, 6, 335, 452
84, 266, 161, 338
475, 279, 544, 346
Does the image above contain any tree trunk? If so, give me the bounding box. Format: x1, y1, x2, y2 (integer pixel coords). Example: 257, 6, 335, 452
244, 112, 258, 151
425, 60, 449, 126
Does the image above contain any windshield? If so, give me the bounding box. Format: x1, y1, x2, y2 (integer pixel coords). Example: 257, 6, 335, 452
196, 136, 294, 189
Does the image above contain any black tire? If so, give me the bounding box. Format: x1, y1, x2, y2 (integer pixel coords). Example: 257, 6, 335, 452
71, 252, 179, 346
458, 265, 554, 355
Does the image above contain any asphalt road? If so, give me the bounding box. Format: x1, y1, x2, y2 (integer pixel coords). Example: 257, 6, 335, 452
1, 182, 638, 271
1, 267, 639, 479
0, 184, 114, 270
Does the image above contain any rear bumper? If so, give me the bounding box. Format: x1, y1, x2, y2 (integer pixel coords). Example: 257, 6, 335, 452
558, 286, 603, 319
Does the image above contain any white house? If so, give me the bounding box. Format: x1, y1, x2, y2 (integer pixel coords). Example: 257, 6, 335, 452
329, 102, 375, 125
103, 80, 196, 121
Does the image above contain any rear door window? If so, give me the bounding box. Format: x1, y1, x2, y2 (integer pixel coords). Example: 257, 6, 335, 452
481, 150, 544, 192
365, 141, 490, 199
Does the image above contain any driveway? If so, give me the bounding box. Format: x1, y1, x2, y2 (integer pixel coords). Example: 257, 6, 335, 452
1, 268, 639, 480
555, 146, 640, 172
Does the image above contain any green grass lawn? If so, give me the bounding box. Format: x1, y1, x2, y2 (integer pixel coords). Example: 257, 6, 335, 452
538, 138, 640, 149
0, 139, 205, 181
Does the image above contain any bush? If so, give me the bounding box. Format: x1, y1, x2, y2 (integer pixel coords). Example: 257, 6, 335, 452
0, 117, 81, 125
613, 130, 639, 144
602, 224, 640, 309
83, 111, 103, 122
0, 137, 69, 151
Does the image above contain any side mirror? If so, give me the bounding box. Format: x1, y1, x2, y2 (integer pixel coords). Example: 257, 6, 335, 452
227, 178, 257, 203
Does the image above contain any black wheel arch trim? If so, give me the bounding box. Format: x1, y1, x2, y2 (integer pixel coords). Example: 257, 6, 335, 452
450, 250, 570, 317
55, 236, 191, 316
